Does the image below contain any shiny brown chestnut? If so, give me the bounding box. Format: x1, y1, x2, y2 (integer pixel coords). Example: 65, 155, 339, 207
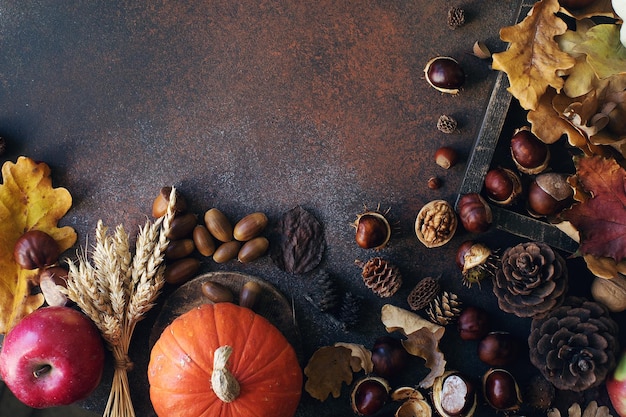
432, 371, 477, 417
483, 167, 522, 206
14, 230, 61, 270
353, 211, 391, 250
350, 376, 391, 416
424, 56, 465, 95
510, 128, 550, 175
477, 332, 519, 367
482, 368, 522, 411
152, 186, 187, 218
371, 336, 409, 379
527, 172, 574, 217
457, 306, 490, 341
457, 193, 492, 234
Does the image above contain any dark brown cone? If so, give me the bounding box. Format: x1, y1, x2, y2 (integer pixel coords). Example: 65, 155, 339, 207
360, 257, 402, 298
528, 296, 619, 392
407, 276, 441, 311
493, 241, 568, 318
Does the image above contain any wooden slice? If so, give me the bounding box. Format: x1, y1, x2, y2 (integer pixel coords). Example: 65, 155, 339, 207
150, 271, 302, 360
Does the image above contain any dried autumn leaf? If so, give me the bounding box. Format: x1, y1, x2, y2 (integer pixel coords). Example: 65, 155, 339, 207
304, 345, 355, 401
381, 304, 446, 388
270, 205, 325, 275
0, 156, 76, 334
492, 0, 576, 110
334, 342, 374, 374
584, 253, 626, 279
574, 24, 626, 80
561, 155, 626, 262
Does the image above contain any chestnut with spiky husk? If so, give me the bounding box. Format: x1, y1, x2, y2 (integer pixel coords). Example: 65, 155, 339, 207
353, 206, 392, 250
455, 241, 499, 287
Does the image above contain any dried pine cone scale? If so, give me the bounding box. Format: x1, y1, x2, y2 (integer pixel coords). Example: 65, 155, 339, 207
529, 296, 619, 392
357, 257, 402, 298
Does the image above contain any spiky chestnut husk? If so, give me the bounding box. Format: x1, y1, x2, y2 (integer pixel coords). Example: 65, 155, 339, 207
455, 241, 499, 287
353, 208, 392, 250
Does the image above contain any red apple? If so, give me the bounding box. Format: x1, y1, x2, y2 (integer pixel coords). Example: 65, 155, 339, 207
0, 306, 105, 408
607, 351, 626, 417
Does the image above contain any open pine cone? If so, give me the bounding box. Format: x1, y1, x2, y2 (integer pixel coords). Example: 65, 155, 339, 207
493, 241, 568, 318
528, 296, 620, 392
358, 257, 402, 298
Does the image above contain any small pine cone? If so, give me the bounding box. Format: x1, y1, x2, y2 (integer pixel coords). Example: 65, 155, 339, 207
437, 115, 458, 134
407, 276, 441, 311
447, 7, 466, 29
359, 257, 402, 297
427, 291, 462, 325
338, 292, 362, 330
312, 270, 340, 312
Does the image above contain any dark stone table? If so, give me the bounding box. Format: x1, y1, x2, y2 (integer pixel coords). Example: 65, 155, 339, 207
1, 1, 623, 416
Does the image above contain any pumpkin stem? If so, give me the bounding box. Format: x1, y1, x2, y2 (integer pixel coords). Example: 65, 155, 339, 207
211, 345, 241, 403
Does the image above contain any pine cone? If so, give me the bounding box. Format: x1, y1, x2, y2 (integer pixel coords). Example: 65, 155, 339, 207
312, 270, 340, 313
528, 296, 619, 392
426, 291, 462, 325
407, 276, 441, 311
493, 242, 568, 318
447, 7, 465, 29
338, 291, 362, 330
359, 257, 402, 297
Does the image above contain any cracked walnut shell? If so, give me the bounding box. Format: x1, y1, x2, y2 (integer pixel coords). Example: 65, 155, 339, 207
415, 200, 457, 248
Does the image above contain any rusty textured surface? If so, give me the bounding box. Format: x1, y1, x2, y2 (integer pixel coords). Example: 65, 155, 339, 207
2, 1, 622, 416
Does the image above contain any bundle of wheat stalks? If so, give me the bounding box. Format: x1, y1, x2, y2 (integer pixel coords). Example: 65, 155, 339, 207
62, 187, 177, 417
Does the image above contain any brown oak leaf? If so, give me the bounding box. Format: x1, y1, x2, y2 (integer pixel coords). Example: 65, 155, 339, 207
561, 155, 626, 262
492, 0, 576, 110
303, 345, 355, 401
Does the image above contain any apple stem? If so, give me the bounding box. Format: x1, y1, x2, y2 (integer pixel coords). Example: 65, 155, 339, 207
33, 364, 52, 379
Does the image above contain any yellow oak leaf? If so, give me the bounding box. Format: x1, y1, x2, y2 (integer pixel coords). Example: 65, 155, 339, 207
492, 0, 576, 110
0, 156, 76, 334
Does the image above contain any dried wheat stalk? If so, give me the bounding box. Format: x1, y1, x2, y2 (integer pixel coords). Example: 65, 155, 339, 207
63, 187, 177, 417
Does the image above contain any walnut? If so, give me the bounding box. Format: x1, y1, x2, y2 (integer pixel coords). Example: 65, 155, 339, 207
415, 200, 458, 248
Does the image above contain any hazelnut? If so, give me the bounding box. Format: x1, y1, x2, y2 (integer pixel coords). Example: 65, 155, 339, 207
510, 128, 550, 175
483, 167, 522, 206
424, 56, 466, 95
457, 193, 492, 233
527, 173, 573, 217
435, 146, 459, 169
428, 176, 442, 190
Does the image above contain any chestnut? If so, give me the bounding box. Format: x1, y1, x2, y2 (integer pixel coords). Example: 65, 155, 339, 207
527, 172, 574, 217
483, 167, 522, 206
152, 186, 187, 218
510, 128, 550, 175
457, 306, 490, 341
477, 332, 519, 367
350, 376, 390, 416
371, 336, 409, 379
482, 368, 522, 411
424, 56, 465, 95
456, 193, 492, 234
353, 211, 391, 250
14, 230, 61, 270
435, 146, 459, 169
432, 371, 477, 417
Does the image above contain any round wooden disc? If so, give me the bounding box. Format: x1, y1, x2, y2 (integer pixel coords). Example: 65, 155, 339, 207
150, 271, 302, 359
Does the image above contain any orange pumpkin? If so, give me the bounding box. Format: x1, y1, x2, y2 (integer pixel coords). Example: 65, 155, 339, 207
148, 302, 302, 417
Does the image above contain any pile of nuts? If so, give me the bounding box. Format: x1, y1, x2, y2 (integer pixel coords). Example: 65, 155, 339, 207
152, 186, 270, 286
